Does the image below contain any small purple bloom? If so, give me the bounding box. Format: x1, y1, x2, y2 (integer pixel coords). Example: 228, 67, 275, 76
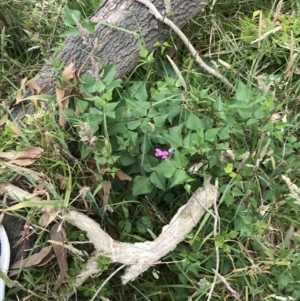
155, 148, 169, 159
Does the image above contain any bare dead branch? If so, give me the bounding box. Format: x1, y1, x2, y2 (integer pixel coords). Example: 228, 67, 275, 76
135, 0, 234, 89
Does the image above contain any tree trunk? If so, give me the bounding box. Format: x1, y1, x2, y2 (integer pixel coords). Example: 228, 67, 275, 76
10, 0, 211, 119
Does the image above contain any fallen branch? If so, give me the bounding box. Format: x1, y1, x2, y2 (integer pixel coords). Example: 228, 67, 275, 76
135, 0, 234, 89
1, 179, 218, 293
63, 178, 218, 286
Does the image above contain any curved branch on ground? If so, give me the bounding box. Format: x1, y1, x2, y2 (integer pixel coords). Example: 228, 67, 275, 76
63, 179, 218, 286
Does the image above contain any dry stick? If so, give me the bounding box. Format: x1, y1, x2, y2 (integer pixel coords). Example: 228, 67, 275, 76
135, 0, 234, 90
207, 178, 220, 301
63, 180, 218, 288
3, 181, 218, 294
212, 269, 240, 300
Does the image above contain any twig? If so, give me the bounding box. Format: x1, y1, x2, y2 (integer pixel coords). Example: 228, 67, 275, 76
212, 269, 240, 300
135, 0, 234, 89
207, 178, 220, 301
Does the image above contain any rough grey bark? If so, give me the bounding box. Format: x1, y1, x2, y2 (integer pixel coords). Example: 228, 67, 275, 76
5, 0, 212, 263
10, 0, 211, 119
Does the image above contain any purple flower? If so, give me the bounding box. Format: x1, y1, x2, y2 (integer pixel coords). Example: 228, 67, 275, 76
155, 148, 169, 159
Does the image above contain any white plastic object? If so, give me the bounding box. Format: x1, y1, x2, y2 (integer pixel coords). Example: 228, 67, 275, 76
0, 225, 10, 301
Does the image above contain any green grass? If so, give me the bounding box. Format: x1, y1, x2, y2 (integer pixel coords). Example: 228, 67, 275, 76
1, 0, 300, 300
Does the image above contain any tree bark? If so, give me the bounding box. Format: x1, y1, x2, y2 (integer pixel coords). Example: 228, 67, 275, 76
10, 0, 211, 119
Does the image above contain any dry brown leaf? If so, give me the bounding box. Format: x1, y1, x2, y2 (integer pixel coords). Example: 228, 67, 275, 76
0, 113, 8, 126
0, 183, 5, 195
9, 245, 53, 272
75, 106, 80, 116
60, 98, 70, 110
50, 223, 68, 290
116, 170, 132, 181
60, 62, 76, 89
102, 180, 112, 206
56, 172, 66, 190
0, 147, 44, 160
62, 62, 75, 79
39, 206, 61, 227
59, 114, 68, 129
36, 252, 56, 266
40, 82, 51, 94
284, 225, 294, 248
15, 78, 28, 105
56, 87, 65, 108
33, 181, 45, 194
7, 158, 37, 166
26, 81, 41, 94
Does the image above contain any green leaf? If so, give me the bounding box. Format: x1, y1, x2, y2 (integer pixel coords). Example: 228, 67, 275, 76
214, 233, 224, 248
150, 171, 166, 190
205, 128, 221, 142
147, 50, 154, 62
224, 194, 235, 206
254, 106, 265, 119
60, 28, 80, 37
169, 124, 183, 136
137, 217, 152, 233
163, 124, 183, 147
152, 160, 177, 178
218, 126, 230, 140
246, 118, 259, 126
153, 113, 169, 127
81, 21, 97, 33
183, 132, 203, 150
236, 81, 252, 102
236, 108, 251, 119
105, 102, 119, 118
139, 46, 148, 58
120, 156, 137, 166
170, 169, 190, 187
106, 79, 122, 90
241, 215, 252, 225
87, 108, 103, 130
262, 122, 274, 132
125, 98, 149, 116
80, 74, 105, 93
173, 151, 189, 169
75, 98, 89, 113
108, 123, 127, 135
118, 220, 131, 233
132, 176, 152, 196
228, 230, 238, 239
224, 163, 233, 173
186, 112, 203, 131
102, 64, 116, 84
64, 7, 81, 26
127, 120, 141, 130
142, 156, 159, 172
128, 81, 148, 102
278, 272, 292, 287
164, 134, 182, 148
213, 96, 224, 111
